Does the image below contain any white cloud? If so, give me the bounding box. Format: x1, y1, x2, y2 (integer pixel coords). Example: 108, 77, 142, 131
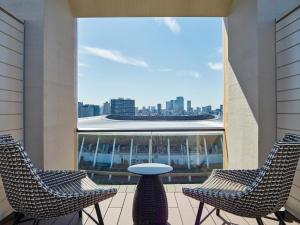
175, 70, 202, 79
158, 68, 173, 72
78, 63, 89, 67
82, 46, 148, 68
193, 72, 201, 79
155, 17, 181, 33
208, 62, 223, 71
217, 47, 223, 54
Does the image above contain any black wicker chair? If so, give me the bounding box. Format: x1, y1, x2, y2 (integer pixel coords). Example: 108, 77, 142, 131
182, 137, 300, 225
0, 134, 117, 225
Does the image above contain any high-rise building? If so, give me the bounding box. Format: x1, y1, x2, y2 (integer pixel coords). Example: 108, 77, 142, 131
78, 102, 83, 117
78, 102, 100, 118
102, 101, 111, 115
93, 105, 100, 116
170, 100, 175, 112
187, 100, 192, 113
150, 106, 156, 113
157, 104, 162, 115
175, 96, 184, 114
111, 98, 135, 116
202, 105, 212, 114
166, 101, 171, 111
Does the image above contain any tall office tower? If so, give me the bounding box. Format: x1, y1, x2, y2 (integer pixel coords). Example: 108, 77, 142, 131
150, 106, 156, 113
166, 101, 171, 111
220, 104, 223, 113
102, 101, 111, 115
157, 104, 162, 115
187, 100, 192, 113
78, 102, 100, 118
220, 104, 224, 118
78, 102, 83, 117
93, 105, 100, 116
175, 96, 184, 114
111, 98, 135, 116
202, 105, 212, 114
197, 107, 202, 115
170, 100, 175, 112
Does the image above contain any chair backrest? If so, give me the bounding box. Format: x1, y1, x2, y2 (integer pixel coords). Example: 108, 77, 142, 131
282, 133, 300, 142
0, 137, 50, 214
0, 134, 14, 143
247, 141, 300, 215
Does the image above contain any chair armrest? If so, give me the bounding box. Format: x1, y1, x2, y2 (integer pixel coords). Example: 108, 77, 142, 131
36, 170, 87, 187
212, 169, 260, 186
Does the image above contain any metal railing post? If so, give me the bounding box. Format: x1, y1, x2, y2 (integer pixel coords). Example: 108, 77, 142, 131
93, 138, 100, 167
204, 137, 210, 169
128, 138, 134, 182
167, 138, 171, 182
149, 135, 152, 163
109, 138, 116, 181
78, 137, 85, 164
186, 138, 191, 182
91, 138, 100, 179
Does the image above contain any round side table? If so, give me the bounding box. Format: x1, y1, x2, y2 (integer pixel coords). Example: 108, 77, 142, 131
128, 163, 173, 225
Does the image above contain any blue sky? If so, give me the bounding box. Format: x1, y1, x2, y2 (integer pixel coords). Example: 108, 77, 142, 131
77, 17, 223, 109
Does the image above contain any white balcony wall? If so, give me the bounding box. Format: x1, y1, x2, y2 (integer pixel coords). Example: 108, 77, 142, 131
276, 5, 300, 219
224, 0, 300, 218
0, 7, 23, 220
0, 0, 77, 172
224, 0, 277, 169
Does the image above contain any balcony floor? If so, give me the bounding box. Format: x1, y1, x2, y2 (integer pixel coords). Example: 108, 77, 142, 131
2, 184, 300, 225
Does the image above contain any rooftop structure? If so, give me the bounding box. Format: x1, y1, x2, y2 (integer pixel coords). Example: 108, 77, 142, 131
0, 0, 300, 224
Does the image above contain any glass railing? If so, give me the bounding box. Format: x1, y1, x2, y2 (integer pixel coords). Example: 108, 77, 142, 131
77, 130, 224, 184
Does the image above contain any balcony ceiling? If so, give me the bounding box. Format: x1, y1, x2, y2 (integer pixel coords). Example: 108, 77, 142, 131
68, 0, 233, 17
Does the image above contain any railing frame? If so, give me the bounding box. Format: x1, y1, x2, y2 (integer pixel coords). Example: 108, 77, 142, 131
76, 128, 225, 181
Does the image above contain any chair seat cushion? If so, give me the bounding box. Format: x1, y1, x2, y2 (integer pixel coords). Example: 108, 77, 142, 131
50, 176, 112, 195
182, 175, 248, 200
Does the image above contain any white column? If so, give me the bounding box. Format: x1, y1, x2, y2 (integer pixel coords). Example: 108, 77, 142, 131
204, 137, 210, 169
148, 136, 152, 163
186, 138, 190, 169
196, 136, 201, 165
128, 138, 134, 182
110, 138, 116, 169
167, 138, 171, 182
92, 138, 100, 167
129, 138, 134, 166
78, 137, 85, 164
186, 138, 191, 182
167, 138, 171, 165
220, 135, 224, 153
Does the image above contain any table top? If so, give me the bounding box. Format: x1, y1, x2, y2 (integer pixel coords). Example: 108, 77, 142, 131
128, 163, 173, 175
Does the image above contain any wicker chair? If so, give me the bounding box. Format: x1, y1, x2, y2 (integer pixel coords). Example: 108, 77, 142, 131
0, 134, 117, 225
283, 133, 300, 142
182, 139, 300, 225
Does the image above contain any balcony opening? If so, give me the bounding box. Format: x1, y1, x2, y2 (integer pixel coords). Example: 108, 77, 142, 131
76, 17, 224, 184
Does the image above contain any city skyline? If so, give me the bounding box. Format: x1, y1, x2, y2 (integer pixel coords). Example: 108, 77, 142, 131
77, 18, 223, 108
80, 96, 220, 111
78, 96, 223, 118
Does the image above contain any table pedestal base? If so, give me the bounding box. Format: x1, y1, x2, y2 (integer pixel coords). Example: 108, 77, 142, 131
132, 175, 168, 225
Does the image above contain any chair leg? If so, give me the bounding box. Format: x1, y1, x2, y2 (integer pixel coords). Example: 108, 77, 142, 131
194, 202, 204, 225
33, 220, 40, 225
216, 209, 220, 217
275, 211, 286, 225
79, 210, 82, 218
95, 203, 104, 225
256, 218, 264, 225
